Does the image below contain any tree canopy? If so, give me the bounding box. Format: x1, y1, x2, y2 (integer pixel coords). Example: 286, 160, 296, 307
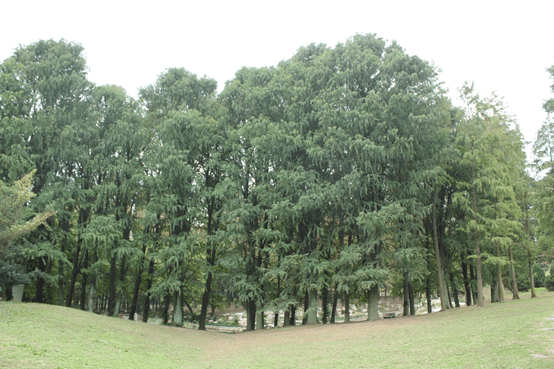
0, 36, 547, 330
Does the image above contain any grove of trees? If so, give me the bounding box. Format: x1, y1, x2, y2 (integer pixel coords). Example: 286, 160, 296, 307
1, 35, 552, 330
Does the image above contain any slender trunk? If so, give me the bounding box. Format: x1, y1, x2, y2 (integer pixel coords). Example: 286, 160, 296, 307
432, 196, 450, 311
108, 252, 117, 316
200, 193, 218, 330
367, 284, 380, 321
496, 245, 505, 303
449, 272, 460, 308
472, 165, 485, 307
491, 273, 499, 303
199, 240, 216, 330
35, 257, 47, 303
256, 310, 264, 330
128, 248, 145, 321
508, 245, 519, 300
306, 289, 318, 324
246, 299, 256, 331
161, 292, 171, 325
142, 258, 155, 323
57, 237, 67, 305
343, 292, 350, 323
289, 304, 296, 326
528, 254, 537, 298
199, 269, 213, 330
330, 284, 338, 324
321, 285, 328, 324
445, 273, 453, 309
461, 252, 472, 306
68, 206, 89, 308
173, 288, 183, 327
426, 277, 432, 313
274, 276, 281, 327
469, 262, 478, 304
87, 276, 96, 313
67, 244, 81, 307
403, 272, 410, 316
286, 284, 296, 327
523, 204, 536, 298
79, 249, 89, 310
408, 282, 415, 315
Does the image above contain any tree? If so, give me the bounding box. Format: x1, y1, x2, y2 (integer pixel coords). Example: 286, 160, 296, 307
543, 65, 554, 115
141, 68, 220, 327
0, 171, 54, 260
533, 64, 554, 293
455, 83, 526, 306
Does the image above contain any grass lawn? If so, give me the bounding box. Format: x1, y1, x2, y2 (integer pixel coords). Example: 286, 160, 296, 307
1, 289, 554, 368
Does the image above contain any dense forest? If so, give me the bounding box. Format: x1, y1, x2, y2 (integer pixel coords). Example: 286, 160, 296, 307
1, 35, 554, 331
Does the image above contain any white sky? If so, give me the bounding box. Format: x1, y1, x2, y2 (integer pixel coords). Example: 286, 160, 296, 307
1, 1, 553, 162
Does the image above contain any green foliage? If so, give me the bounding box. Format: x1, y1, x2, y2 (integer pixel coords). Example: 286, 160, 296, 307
0, 35, 539, 320
0, 171, 54, 260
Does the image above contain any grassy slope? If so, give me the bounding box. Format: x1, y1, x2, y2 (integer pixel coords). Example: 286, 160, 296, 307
1, 290, 553, 369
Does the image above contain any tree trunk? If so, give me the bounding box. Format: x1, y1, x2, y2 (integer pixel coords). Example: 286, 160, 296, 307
108, 252, 117, 316
491, 275, 499, 303
162, 292, 171, 325
274, 276, 281, 327
523, 193, 536, 298
528, 255, 537, 298
246, 299, 256, 331
87, 277, 95, 313
367, 284, 380, 321
57, 248, 66, 305
431, 197, 450, 311
408, 282, 415, 315
426, 277, 432, 313
449, 272, 460, 308
142, 258, 155, 323
35, 257, 47, 303
302, 291, 309, 325
330, 284, 338, 323
128, 262, 143, 321
461, 252, 472, 306
256, 310, 264, 330
284, 310, 290, 327
67, 207, 89, 308
496, 245, 505, 303
508, 245, 519, 300
79, 249, 89, 310
306, 289, 318, 324
67, 258, 80, 307
472, 169, 485, 307
173, 288, 183, 327
199, 241, 216, 331
321, 286, 328, 324
199, 194, 218, 330
289, 304, 296, 326
343, 292, 350, 323
469, 262, 478, 304
403, 272, 410, 316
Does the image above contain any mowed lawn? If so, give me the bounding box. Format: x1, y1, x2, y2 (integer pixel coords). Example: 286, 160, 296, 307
1, 290, 554, 369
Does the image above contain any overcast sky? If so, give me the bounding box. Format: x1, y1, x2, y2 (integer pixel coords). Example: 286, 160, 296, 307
1, 1, 553, 161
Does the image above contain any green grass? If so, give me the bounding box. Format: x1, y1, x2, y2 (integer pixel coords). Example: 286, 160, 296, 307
1, 290, 554, 368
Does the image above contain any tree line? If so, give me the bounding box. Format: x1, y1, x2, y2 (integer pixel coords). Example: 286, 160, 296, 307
1, 35, 553, 330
